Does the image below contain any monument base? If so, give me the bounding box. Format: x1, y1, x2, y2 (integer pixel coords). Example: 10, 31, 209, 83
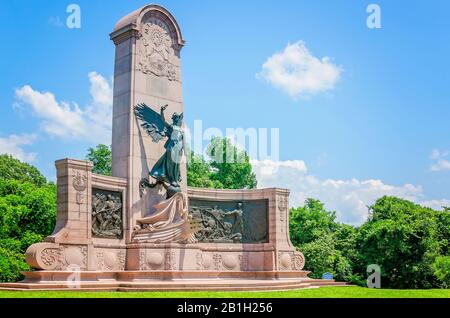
0, 270, 348, 291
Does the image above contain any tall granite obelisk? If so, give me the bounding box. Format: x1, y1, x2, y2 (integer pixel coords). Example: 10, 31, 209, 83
110, 5, 187, 242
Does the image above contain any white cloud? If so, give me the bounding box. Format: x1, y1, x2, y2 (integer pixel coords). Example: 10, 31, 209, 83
429, 149, 450, 172
14, 72, 112, 144
258, 41, 341, 99
253, 159, 427, 225
252, 159, 307, 178
420, 199, 450, 211
0, 133, 37, 162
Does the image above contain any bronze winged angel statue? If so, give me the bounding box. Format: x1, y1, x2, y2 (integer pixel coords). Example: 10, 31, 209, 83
135, 103, 185, 199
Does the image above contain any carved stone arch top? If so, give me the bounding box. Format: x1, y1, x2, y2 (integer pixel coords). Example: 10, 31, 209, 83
139, 7, 184, 52
111, 5, 185, 82
111, 4, 185, 49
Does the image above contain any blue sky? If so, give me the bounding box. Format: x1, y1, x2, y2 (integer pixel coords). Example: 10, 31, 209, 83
1, 0, 449, 224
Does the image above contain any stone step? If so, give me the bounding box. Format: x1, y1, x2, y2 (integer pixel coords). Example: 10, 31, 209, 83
0, 278, 348, 292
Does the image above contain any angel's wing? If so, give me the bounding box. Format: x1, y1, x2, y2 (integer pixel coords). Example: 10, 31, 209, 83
134, 103, 172, 142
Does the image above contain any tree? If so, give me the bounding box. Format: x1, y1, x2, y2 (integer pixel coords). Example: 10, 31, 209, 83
300, 233, 353, 281
289, 198, 339, 246
433, 256, 450, 288
86, 144, 112, 176
0, 154, 47, 186
289, 199, 357, 282
355, 196, 442, 289
204, 137, 257, 189
0, 159, 56, 282
186, 152, 222, 189
187, 137, 257, 189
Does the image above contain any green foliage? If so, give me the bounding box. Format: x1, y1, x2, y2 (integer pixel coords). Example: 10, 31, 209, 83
0, 156, 56, 283
187, 137, 257, 190
436, 210, 450, 255
356, 196, 441, 289
206, 137, 257, 189
0, 247, 30, 282
186, 152, 222, 189
289, 199, 357, 282
433, 256, 450, 287
86, 144, 112, 176
289, 196, 450, 289
0, 154, 46, 186
0, 180, 56, 239
289, 199, 338, 245
300, 233, 353, 281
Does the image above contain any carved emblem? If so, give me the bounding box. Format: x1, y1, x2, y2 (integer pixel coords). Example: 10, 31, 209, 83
72, 171, 87, 205
137, 18, 179, 81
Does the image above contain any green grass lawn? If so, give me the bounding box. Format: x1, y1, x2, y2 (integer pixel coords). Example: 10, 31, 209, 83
0, 287, 449, 298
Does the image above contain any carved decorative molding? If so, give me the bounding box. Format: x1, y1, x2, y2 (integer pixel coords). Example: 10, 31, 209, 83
278, 251, 305, 271
213, 253, 222, 271
41, 247, 65, 270
139, 251, 147, 270
117, 251, 126, 270
96, 249, 126, 271
195, 252, 202, 270
164, 251, 176, 270
294, 252, 305, 270
239, 254, 249, 271
40, 245, 87, 271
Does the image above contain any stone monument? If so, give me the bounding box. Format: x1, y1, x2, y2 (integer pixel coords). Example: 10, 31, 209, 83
0, 4, 345, 291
